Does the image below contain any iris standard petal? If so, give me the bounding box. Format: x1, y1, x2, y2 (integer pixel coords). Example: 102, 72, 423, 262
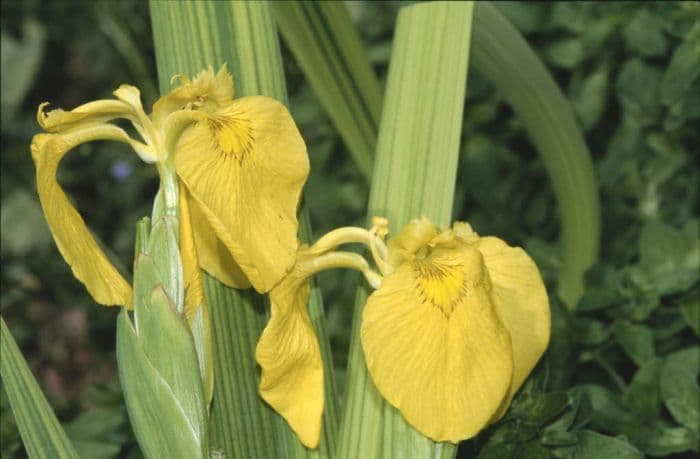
31, 126, 134, 307
475, 236, 550, 420
174, 96, 309, 293
361, 242, 513, 443
255, 258, 323, 448
152, 65, 233, 130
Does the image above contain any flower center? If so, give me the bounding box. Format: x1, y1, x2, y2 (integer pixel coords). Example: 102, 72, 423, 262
413, 257, 467, 319
208, 114, 253, 161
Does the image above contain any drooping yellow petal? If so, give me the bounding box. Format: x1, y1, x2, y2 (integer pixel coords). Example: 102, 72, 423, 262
30, 126, 134, 307
361, 241, 513, 443
475, 236, 550, 420
175, 96, 309, 293
255, 250, 323, 448
179, 182, 215, 406
37, 100, 134, 133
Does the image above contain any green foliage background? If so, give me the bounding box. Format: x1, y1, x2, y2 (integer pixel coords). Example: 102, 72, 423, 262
1, 1, 698, 458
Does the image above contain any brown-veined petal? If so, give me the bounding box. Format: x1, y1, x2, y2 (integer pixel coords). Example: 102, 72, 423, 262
361, 241, 513, 443
174, 96, 309, 293
255, 250, 323, 448
475, 236, 550, 420
30, 125, 135, 307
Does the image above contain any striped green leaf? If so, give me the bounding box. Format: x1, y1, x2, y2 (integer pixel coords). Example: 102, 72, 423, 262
149, 1, 337, 457
0, 317, 79, 459
338, 3, 474, 458
272, 2, 381, 181
471, 2, 600, 307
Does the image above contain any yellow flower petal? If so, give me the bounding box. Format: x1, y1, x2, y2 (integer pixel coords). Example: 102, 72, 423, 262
174, 96, 309, 293
361, 240, 513, 443
187, 194, 250, 289
30, 126, 134, 307
474, 236, 550, 420
37, 100, 133, 133
255, 251, 323, 448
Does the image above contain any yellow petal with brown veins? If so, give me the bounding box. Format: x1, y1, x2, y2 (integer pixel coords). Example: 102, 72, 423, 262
174, 96, 309, 293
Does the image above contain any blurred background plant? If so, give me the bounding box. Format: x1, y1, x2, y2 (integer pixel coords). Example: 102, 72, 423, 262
1, 1, 698, 458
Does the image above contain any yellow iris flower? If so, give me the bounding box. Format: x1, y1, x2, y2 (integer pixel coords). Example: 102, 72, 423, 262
259, 217, 549, 447
361, 218, 550, 442
30, 66, 308, 307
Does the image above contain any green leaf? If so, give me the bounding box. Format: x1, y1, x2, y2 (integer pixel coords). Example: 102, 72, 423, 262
272, 2, 382, 181
571, 66, 608, 131
630, 423, 699, 456
572, 318, 609, 345
149, 2, 338, 457
507, 391, 571, 427
339, 3, 473, 458
471, 2, 600, 307
638, 221, 699, 295
613, 321, 655, 366
661, 347, 700, 431
622, 9, 668, 58
545, 38, 585, 69
0, 317, 79, 459
661, 23, 700, 106
616, 58, 662, 125
64, 408, 126, 459
623, 359, 662, 420
570, 431, 644, 459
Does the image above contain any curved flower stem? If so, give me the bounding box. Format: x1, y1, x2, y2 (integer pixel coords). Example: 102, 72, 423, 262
299, 251, 382, 289
308, 225, 390, 278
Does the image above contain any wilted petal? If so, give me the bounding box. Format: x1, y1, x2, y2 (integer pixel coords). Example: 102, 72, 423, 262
175, 96, 309, 293
361, 241, 513, 443
31, 126, 134, 307
255, 252, 323, 448
475, 236, 550, 420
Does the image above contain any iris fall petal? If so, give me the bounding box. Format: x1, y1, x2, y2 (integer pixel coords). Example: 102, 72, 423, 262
175, 96, 309, 293
255, 250, 323, 448
30, 126, 134, 307
361, 240, 514, 443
